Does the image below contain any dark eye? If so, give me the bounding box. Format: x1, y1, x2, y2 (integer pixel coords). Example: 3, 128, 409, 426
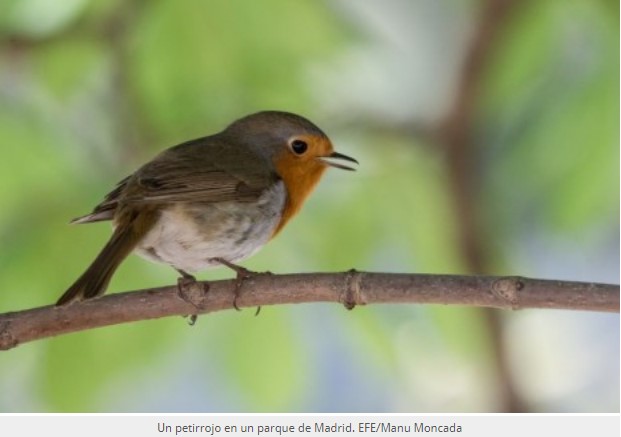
290, 139, 308, 155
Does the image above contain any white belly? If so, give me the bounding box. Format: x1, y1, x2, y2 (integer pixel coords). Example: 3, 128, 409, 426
135, 182, 285, 272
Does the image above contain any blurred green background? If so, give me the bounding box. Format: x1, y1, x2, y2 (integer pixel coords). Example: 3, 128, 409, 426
0, 0, 618, 413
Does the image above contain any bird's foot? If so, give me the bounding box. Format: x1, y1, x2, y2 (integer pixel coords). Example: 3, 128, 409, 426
212, 258, 263, 314
175, 269, 209, 325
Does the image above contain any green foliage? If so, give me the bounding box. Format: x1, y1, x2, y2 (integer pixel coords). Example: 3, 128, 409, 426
205, 308, 308, 411
130, 0, 345, 142
483, 0, 619, 235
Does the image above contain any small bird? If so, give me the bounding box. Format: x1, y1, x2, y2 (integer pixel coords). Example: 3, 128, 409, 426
56, 111, 357, 305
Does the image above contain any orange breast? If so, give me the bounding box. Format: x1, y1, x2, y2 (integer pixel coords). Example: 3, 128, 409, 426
271, 152, 327, 238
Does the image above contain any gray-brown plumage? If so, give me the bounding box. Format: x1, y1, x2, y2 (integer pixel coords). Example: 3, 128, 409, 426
57, 111, 357, 305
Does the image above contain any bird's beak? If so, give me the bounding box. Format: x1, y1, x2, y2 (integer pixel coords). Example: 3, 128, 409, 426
317, 151, 359, 171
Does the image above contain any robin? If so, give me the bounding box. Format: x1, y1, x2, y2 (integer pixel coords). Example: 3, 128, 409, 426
56, 111, 357, 306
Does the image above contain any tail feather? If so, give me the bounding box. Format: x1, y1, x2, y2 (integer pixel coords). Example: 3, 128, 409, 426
56, 212, 153, 305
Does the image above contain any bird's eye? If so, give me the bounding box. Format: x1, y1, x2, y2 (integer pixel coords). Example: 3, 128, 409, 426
290, 139, 308, 155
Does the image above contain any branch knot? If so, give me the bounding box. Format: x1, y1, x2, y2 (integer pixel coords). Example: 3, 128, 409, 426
342, 269, 364, 310
0, 322, 18, 351
491, 276, 524, 309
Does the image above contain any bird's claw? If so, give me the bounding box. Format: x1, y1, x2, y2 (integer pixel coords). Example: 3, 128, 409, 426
175, 270, 209, 324
212, 258, 262, 314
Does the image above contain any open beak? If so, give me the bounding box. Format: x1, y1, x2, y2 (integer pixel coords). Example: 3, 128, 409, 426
317, 151, 359, 171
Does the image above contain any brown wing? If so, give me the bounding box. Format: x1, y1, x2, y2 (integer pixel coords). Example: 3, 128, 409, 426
72, 135, 277, 224
71, 176, 131, 224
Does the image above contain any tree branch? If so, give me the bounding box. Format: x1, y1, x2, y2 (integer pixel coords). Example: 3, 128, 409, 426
437, 0, 521, 412
1, 272, 618, 350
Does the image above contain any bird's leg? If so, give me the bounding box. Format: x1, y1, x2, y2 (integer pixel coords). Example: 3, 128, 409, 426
212, 258, 253, 280
176, 268, 198, 287
212, 258, 261, 314
175, 268, 209, 325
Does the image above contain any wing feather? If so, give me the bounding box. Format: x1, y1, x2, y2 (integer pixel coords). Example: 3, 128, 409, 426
72, 136, 276, 224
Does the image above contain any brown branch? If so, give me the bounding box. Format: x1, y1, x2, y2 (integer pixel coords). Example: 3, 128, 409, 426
0, 272, 617, 351
438, 0, 521, 412
440, 0, 517, 271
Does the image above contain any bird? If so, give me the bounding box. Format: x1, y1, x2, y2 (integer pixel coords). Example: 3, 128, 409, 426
56, 111, 358, 306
